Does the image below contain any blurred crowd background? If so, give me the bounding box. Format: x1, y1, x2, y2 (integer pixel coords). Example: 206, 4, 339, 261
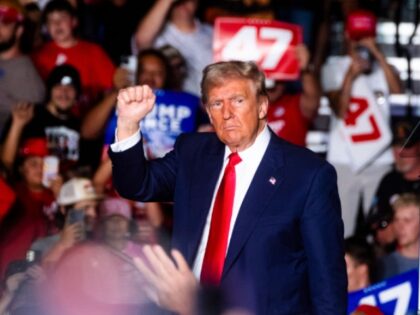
0, 0, 418, 314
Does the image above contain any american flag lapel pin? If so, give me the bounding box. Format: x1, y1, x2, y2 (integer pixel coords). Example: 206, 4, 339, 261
269, 177, 276, 185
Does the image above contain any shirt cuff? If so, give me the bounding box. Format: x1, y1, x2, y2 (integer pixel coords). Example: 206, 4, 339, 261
110, 129, 141, 152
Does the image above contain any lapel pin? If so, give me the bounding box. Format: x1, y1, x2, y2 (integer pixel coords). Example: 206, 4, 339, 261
269, 177, 276, 185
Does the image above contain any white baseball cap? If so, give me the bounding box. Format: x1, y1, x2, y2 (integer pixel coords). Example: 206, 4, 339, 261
57, 178, 101, 206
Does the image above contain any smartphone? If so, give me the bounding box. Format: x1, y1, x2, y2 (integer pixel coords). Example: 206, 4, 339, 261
66, 208, 85, 225
355, 45, 373, 74
66, 208, 86, 240
42, 155, 59, 188
120, 55, 137, 85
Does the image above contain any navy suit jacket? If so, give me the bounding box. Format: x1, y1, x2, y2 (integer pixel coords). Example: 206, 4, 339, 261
109, 131, 347, 315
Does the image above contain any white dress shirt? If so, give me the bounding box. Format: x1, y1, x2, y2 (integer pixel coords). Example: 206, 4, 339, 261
192, 126, 271, 278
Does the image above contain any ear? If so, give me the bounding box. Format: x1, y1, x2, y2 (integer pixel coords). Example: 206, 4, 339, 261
258, 96, 269, 120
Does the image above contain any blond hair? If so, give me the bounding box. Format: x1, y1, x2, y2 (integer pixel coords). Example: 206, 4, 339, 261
392, 193, 420, 212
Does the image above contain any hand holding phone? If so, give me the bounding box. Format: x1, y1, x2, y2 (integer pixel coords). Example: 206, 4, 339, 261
63, 209, 86, 245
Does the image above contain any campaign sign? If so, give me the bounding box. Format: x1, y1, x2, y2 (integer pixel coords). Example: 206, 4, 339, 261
104, 90, 201, 158
338, 74, 392, 172
348, 269, 419, 315
214, 17, 302, 80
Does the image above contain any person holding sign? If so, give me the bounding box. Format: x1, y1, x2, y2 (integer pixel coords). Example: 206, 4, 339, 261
109, 61, 347, 315
267, 43, 321, 147
321, 10, 403, 238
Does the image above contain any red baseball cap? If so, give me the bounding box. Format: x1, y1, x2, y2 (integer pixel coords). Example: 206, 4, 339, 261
346, 10, 377, 41
19, 138, 49, 158
0, 3, 23, 23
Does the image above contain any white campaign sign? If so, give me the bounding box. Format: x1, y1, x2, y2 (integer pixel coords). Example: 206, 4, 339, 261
338, 76, 392, 172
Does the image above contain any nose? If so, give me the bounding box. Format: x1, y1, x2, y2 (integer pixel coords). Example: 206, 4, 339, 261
221, 103, 232, 120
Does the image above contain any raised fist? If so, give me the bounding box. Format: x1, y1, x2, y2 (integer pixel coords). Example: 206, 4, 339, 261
116, 85, 156, 140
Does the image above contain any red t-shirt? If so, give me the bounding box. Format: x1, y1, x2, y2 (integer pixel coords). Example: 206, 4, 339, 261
32, 40, 116, 115
267, 94, 310, 147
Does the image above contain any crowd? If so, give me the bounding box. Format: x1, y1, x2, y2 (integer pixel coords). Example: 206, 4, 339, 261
0, 0, 418, 314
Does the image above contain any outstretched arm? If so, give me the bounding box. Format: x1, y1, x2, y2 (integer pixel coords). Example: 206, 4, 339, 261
296, 44, 321, 120
135, 0, 175, 50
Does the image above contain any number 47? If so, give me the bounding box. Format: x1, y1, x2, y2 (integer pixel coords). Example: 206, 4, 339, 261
358, 282, 412, 315
221, 26, 293, 70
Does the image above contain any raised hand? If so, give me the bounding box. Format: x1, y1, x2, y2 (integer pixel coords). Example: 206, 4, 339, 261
11, 102, 34, 128
116, 85, 156, 140
133, 245, 198, 315
295, 44, 310, 71
349, 56, 369, 79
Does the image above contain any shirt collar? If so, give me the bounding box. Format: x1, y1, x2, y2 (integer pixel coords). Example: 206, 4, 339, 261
224, 124, 271, 162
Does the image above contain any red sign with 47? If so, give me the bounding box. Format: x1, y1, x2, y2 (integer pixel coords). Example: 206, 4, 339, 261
214, 17, 303, 80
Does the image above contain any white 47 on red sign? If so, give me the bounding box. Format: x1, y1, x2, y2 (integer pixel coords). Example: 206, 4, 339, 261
214, 18, 302, 80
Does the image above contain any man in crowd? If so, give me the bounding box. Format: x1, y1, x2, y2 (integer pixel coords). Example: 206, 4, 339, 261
0, 0, 45, 135
369, 120, 420, 223
0, 64, 82, 173
322, 10, 402, 237
30, 177, 100, 268
267, 43, 321, 147
377, 193, 420, 280
109, 61, 347, 314
31, 0, 115, 116
344, 237, 374, 292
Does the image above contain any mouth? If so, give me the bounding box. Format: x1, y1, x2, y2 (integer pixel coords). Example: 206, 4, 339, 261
223, 125, 239, 131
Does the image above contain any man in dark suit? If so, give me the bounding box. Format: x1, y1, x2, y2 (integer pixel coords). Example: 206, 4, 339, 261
109, 61, 347, 314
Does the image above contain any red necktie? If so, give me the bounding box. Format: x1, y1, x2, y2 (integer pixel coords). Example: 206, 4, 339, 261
200, 152, 242, 286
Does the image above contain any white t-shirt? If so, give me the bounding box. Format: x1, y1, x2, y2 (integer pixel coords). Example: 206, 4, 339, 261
321, 56, 394, 166
154, 19, 213, 97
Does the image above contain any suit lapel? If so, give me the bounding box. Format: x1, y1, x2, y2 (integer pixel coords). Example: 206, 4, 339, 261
186, 135, 225, 265
222, 135, 285, 279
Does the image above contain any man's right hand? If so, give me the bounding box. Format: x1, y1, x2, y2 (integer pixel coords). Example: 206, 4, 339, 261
116, 85, 156, 141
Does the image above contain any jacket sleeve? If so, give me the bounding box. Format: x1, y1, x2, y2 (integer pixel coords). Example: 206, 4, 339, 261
300, 162, 348, 314
108, 135, 181, 202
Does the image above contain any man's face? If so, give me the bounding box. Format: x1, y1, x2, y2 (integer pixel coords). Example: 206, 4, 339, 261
392, 144, 420, 174
137, 55, 166, 89
46, 11, 75, 44
50, 84, 77, 113
0, 21, 18, 52
393, 205, 420, 249
206, 78, 268, 152
73, 199, 97, 231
